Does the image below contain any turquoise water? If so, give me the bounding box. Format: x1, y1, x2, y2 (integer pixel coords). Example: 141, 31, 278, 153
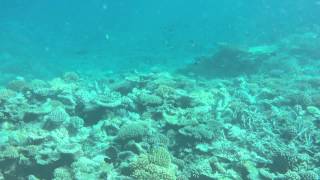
1, 1, 319, 78
1, 1, 320, 179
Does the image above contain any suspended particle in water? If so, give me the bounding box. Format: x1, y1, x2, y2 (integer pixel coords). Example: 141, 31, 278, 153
105, 33, 110, 41
102, 4, 108, 10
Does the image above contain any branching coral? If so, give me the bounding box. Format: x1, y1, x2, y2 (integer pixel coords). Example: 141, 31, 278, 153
131, 147, 176, 180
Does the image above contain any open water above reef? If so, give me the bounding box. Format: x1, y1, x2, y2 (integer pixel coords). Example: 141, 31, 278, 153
1, 1, 320, 179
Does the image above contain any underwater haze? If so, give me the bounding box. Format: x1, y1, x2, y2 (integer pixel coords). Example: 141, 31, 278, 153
1, 0, 320, 179
1, 0, 320, 78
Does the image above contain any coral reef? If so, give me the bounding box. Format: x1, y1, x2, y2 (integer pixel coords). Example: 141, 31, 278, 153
0, 31, 320, 179
131, 147, 176, 180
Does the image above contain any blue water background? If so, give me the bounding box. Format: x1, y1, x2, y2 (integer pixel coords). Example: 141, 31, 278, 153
0, 0, 319, 79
